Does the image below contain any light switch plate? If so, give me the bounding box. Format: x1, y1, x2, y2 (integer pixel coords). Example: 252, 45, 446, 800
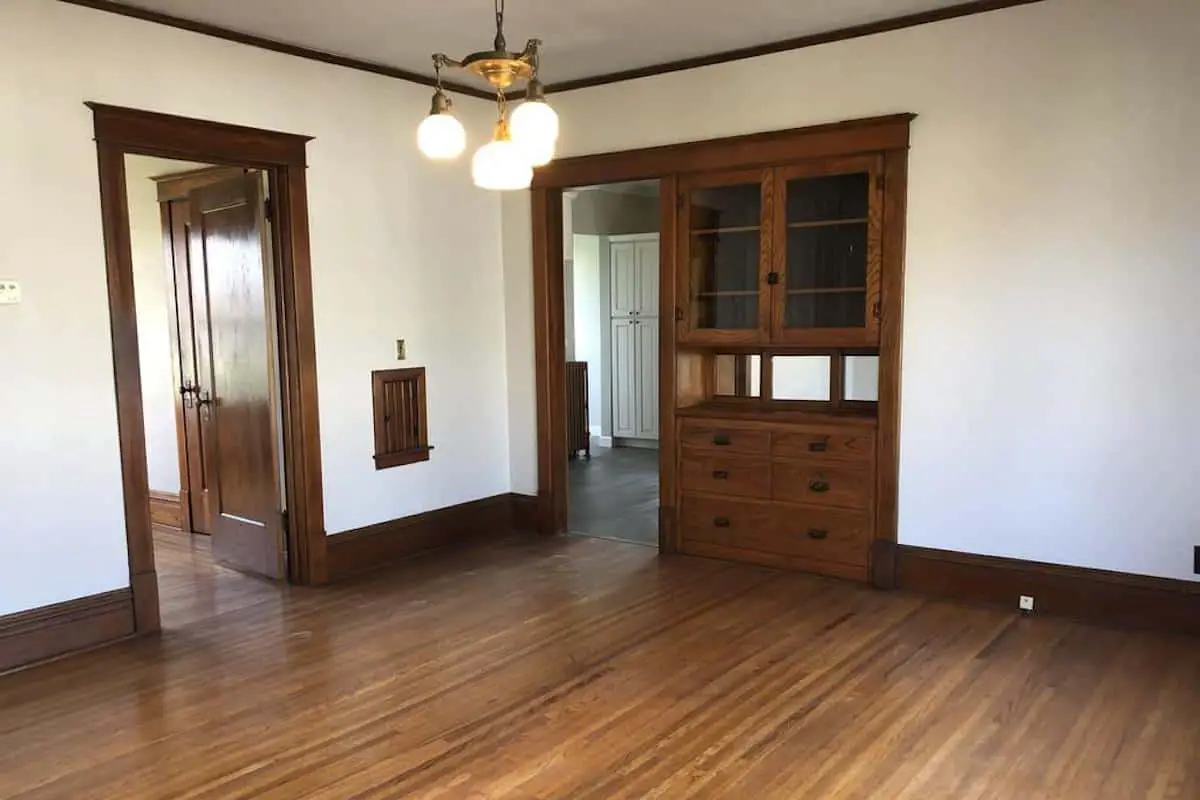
0, 280, 20, 305
395, 339, 406, 360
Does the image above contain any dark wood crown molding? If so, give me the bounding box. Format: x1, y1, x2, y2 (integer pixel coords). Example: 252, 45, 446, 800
57, 0, 493, 100
543, 0, 1048, 94
60, 0, 1043, 101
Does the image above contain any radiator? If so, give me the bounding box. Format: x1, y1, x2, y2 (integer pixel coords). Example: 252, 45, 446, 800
566, 361, 591, 459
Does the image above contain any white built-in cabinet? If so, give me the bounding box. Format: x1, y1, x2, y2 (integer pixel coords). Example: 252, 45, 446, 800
609, 234, 659, 442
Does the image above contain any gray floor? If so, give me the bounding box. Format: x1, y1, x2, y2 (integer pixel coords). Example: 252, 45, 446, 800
568, 444, 659, 547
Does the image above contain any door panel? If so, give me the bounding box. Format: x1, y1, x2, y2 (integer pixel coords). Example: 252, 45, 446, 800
634, 320, 659, 440
635, 238, 659, 317
188, 174, 284, 580
611, 318, 637, 438
610, 241, 637, 317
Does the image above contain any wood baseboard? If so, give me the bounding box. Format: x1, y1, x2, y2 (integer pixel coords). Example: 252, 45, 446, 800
327, 494, 536, 581
0, 589, 135, 674
148, 490, 182, 529
896, 545, 1200, 636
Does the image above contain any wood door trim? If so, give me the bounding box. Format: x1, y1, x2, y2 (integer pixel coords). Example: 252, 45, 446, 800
90, 103, 327, 635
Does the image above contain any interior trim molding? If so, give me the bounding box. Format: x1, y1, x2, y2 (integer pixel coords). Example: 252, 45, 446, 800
327, 494, 536, 581
58, 0, 1043, 100
56, 0, 493, 100
896, 545, 1200, 636
148, 490, 182, 529
0, 590, 135, 675
544, 0, 1047, 93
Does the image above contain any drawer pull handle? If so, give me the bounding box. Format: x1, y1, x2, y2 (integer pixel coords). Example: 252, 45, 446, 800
714, 517, 731, 528
712, 433, 731, 446
807, 528, 829, 540
712, 470, 729, 480
808, 439, 829, 453
808, 478, 831, 493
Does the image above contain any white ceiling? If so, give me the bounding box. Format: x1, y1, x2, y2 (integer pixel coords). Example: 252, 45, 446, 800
109, 0, 975, 86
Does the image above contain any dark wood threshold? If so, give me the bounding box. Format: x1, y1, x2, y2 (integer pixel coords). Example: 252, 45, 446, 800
327, 494, 540, 581
0, 590, 135, 675
896, 545, 1200, 636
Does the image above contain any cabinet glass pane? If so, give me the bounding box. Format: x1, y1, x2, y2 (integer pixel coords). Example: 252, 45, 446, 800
713, 354, 762, 398
843, 355, 879, 402
689, 183, 762, 331
783, 172, 869, 330
771, 355, 831, 402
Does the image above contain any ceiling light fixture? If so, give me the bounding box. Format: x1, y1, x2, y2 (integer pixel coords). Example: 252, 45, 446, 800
417, 0, 559, 190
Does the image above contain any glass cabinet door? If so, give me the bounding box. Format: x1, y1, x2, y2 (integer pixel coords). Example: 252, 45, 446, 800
677, 169, 772, 343
772, 156, 883, 345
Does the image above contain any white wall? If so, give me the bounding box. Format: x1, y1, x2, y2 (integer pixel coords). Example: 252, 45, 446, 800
571, 235, 604, 433
503, 0, 1200, 581
0, 0, 507, 615
125, 156, 188, 495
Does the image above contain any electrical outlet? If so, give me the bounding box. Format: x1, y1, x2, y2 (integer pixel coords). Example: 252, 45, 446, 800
395, 339, 406, 360
1019, 595, 1035, 612
0, 280, 21, 305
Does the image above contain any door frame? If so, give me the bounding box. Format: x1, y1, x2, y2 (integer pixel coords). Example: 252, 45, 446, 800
89, 103, 328, 635
528, 114, 912, 560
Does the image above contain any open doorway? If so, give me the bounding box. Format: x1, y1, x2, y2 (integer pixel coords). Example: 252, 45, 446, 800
126, 154, 286, 628
562, 181, 661, 546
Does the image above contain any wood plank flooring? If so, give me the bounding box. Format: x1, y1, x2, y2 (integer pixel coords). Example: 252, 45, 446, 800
1, 531, 1198, 799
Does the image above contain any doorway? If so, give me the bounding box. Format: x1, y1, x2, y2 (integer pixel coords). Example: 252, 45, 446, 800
90, 103, 327, 635
127, 155, 289, 627
562, 181, 662, 546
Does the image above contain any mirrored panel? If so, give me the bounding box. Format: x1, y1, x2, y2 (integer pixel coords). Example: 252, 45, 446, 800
712, 354, 762, 398
843, 355, 880, 402
771, 355, 831, 402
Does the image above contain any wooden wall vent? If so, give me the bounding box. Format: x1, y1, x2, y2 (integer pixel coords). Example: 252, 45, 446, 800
372, 367, 431, 469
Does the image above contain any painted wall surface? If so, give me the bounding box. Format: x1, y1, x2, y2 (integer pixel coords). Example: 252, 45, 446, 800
0, 0, 506, 615
503, 0, 1200, 581
125, 156, 183, 495
572, 189, 659, 236
571, 235, 604, 434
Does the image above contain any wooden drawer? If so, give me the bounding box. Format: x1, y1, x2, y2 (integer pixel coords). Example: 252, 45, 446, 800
680, 449, 771, 499
679, 421, 770, 455
772, 428, 875, 463
772, 459, 872, 510
680, 494, 870, 567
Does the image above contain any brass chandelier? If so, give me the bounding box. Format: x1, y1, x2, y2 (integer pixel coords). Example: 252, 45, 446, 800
417, 0, 559, 190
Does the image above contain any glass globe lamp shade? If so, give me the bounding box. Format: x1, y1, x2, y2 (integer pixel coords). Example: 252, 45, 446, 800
417, 91, 466, 161
471, 136, 533, 191
510, 99, 559, 167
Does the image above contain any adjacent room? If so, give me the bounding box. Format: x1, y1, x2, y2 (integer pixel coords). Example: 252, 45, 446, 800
1, 0, 1198, 797
563, 180, 662, 546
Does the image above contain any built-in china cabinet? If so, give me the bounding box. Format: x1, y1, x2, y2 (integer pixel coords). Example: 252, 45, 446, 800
671, 118, 910, 583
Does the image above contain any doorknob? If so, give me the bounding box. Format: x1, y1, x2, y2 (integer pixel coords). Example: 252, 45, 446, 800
197, 390, 214, 414
180, 381, 199, 408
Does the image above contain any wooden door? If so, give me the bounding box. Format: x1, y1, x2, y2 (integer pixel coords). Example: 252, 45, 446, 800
634, 319, 659, 440
188, 174, 285, 580
611, 318, 637, 438
770, 155, 884, 346
676, 169, 773, 345
163, 199, 213, 534
610, 240, 638, 317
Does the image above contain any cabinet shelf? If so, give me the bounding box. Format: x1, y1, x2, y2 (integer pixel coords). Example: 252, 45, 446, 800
691, 226, 760, 235
786, 218, 868, 229
785, 287, 867, 295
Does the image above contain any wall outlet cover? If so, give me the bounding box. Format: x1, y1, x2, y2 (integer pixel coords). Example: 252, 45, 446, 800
1019, 595, 1035, 612
395, 339, 406, 360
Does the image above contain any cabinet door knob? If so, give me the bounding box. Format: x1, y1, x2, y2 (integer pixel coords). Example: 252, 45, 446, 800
807, 529, 829, 540
808, 478, 830, 493
712, 470, 729, 480
808, 439, 828, 453
712, 433, 731, 446
714, 517, 731, 528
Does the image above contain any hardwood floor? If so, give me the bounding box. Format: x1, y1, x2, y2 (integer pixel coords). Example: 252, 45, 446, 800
1, 532, 1198, 798
154, 527, 283, 629
569, 444, 659, 546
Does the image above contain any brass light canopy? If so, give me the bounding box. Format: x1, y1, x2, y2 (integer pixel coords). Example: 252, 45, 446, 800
418, 0, 559, 189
